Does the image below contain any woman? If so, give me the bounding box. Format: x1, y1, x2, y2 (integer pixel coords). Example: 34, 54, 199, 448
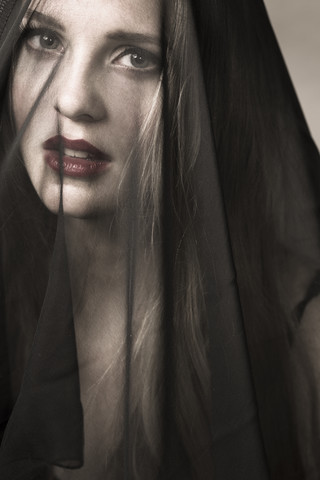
0, 0, 320, 479
1, 1, 219, 478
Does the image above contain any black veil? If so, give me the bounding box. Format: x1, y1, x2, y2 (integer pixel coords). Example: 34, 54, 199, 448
0, 0, 319, 479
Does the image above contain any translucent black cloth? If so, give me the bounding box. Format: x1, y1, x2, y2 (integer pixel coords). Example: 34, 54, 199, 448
0, 0, 319, 479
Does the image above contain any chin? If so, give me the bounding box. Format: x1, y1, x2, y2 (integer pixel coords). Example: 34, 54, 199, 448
38, 182, 117, 219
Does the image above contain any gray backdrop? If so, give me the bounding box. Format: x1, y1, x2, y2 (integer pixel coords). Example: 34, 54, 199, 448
264, 0, 320, 149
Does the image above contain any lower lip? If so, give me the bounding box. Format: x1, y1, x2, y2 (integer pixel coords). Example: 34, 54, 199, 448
44, 151, 110, 178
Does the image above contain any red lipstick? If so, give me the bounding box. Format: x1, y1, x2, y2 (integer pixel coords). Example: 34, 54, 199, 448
43, 135, 110, 178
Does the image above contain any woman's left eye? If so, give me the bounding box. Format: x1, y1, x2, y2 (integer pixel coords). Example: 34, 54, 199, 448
24, 27, 64, 54
113, 48, 160, 71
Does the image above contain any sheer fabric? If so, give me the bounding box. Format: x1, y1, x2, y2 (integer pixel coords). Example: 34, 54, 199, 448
0, 0, 319, 479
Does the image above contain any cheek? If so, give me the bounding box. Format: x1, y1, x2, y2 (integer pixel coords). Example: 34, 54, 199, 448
11, 49, 53, 131
12, 59, 35, 131
105, 74, 159, 145
12, 70, 29, 131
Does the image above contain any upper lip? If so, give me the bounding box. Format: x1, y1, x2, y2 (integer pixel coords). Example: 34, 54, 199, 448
42, 135, 109, 161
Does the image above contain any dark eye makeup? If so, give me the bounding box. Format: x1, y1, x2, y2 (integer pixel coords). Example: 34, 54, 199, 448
19, 21, 161, 73
21, 23, 64, 55
113, 46, 161, 71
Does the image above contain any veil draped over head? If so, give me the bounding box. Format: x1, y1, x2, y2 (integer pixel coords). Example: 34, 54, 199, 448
0, 0, 320, 479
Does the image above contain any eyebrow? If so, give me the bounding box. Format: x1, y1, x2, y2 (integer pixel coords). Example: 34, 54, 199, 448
25, 10, 65, 32
107, 31, 161, 48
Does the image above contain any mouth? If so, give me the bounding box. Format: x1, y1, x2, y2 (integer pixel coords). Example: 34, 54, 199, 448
42, 135, 110, 177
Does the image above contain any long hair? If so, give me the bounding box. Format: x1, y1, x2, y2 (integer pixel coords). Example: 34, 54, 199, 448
102, 0, 214, 476
127, 0, 213, 476
0, 0, 213, 478
0, 77, 56, 400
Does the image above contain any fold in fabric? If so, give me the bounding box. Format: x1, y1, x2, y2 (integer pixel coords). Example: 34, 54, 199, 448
0, 211, 83, 477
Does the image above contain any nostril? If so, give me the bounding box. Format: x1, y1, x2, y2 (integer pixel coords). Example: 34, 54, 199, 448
54, 101, 96, 122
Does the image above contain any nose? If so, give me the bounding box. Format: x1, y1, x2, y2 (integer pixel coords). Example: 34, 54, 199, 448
54, 51, 106, 123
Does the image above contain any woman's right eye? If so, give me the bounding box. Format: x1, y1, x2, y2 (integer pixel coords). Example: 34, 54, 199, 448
25, 28, 64, 54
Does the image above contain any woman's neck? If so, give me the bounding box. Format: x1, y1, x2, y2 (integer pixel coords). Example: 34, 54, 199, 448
64, 213, 126, 276
64, 214, 127, 346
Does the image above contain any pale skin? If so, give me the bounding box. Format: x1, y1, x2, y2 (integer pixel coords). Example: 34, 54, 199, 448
12, 0, 162, 477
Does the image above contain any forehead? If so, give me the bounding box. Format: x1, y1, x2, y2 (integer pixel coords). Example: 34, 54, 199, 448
29, 0, 161, 34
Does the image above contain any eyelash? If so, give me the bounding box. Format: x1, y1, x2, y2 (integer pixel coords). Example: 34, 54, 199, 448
22, 24, 65, 55
21, 24, 160, 72
115, 47, 160, 71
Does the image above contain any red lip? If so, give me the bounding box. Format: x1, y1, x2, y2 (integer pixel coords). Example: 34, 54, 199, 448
43, 135, 110, 178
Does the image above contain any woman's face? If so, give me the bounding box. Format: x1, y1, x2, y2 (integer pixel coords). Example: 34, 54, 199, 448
12, 0, 161, 218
